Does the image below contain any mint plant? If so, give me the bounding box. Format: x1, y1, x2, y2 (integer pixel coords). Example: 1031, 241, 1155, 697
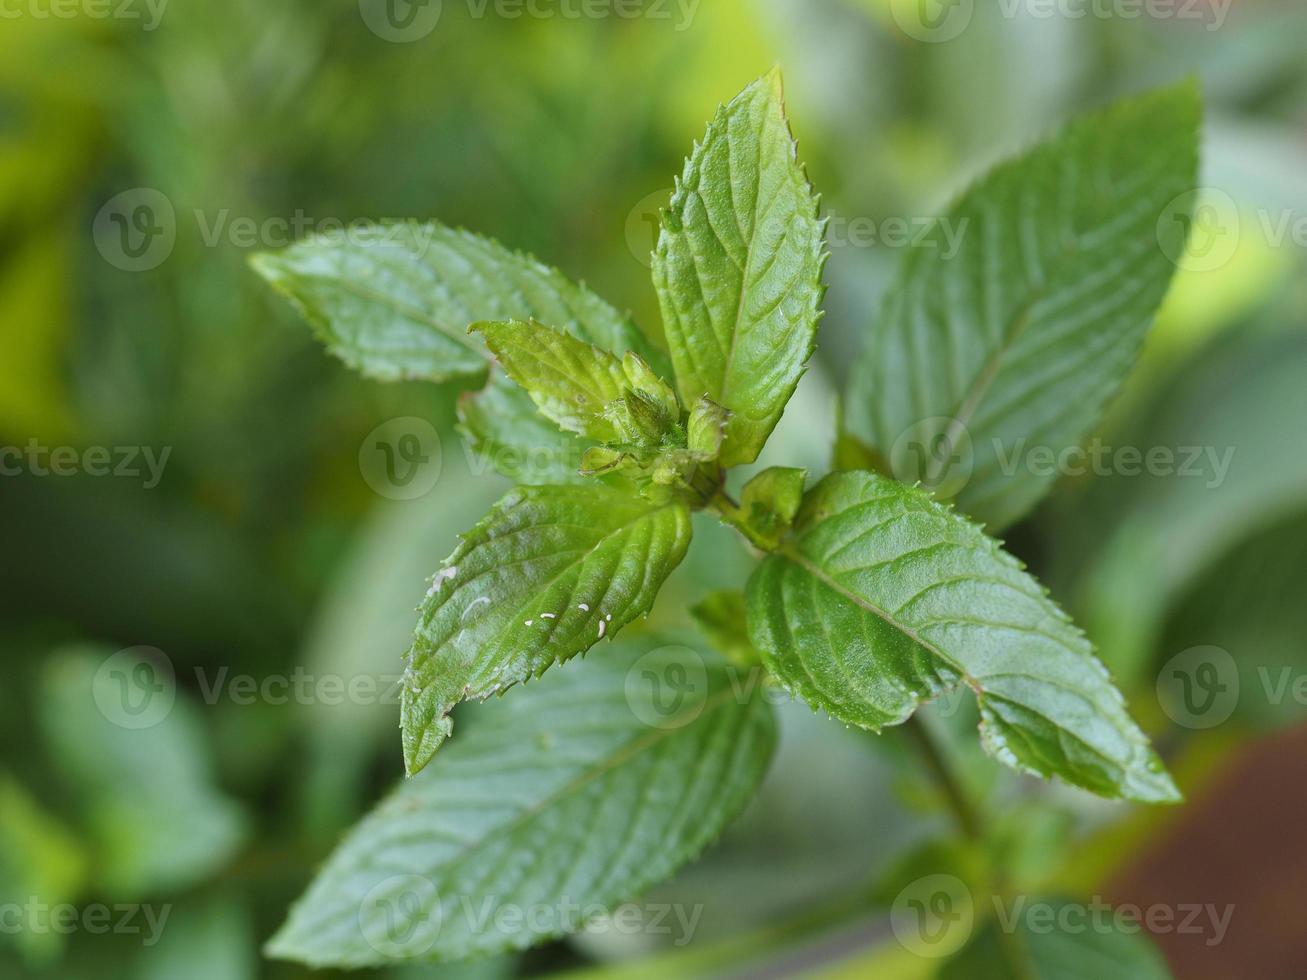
252, 69, 1199, 969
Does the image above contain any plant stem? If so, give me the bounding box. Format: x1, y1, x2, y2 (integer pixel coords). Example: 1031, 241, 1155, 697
903, 715, 983, 842
903, 717, 1037, 980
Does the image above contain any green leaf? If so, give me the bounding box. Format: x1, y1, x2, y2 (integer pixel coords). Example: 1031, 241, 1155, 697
251, 221, 655, 383
402, 483, 693, 775
39, 646, 248, 897
938, 899, 1172, 980
474, 319, 677, 446
268, 643, 776, 967
653, 68, 827, 468
687, 396, 731, 460
458, 372, 591, 485
727, 465, 807, 550
745, 471, 1177, 803
844, 82, 1201, 531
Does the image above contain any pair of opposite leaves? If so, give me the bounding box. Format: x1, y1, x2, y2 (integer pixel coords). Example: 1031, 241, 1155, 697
255, 69, 1198, 966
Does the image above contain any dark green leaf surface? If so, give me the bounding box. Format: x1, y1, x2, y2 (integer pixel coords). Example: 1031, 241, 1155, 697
845, 83, 1201, 530
401, 483, 693, 775
269, 644, 776, 967
251, 222, 653, 383
653, 69, 827, 467
745, 471, 1176, 803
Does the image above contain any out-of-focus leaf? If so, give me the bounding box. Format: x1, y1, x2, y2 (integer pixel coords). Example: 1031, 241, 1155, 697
0, 775, 88, 963
1059, 327, 1307, 683
939, 899, 1172, 979
39, 647, 246, 898
268, 644, 776, 967
134, 894, 256, 980
845, 83, 1200, 531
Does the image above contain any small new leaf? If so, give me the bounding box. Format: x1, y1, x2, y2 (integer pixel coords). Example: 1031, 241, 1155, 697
724, 466, 807, 551
474, 319, 678, 447
687, 396, 731, 460
653, 68, 827, 468
402, 482, 693, 775
746, 471, 1178, 803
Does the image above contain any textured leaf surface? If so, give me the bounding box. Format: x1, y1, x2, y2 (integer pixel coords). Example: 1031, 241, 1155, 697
402, 483, 693, 775
474, 319, 676, 444
251, 222, 652, 383
845, 83, 1200, 530
653, 69, 826, 467
269, 644, 776, 967
745, 471, 1176, 803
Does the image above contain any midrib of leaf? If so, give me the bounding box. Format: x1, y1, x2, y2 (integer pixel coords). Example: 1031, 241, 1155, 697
716, 125, 769, 412
776, 544, 978, 695
921, 250, 1061, 488
403, 685, 738, 887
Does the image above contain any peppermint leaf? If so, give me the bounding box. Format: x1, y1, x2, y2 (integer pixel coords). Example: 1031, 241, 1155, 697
745, 471, 1177, 803
402, 483, 693, 775
473, 319, 677, 446
653, 68, 827, 467
268, 643, 776, 967
251, 221, 656, 383
844, 82, 1201, 530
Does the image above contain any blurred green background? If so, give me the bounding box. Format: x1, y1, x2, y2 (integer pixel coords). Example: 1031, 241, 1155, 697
2, 0, 1306, 977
